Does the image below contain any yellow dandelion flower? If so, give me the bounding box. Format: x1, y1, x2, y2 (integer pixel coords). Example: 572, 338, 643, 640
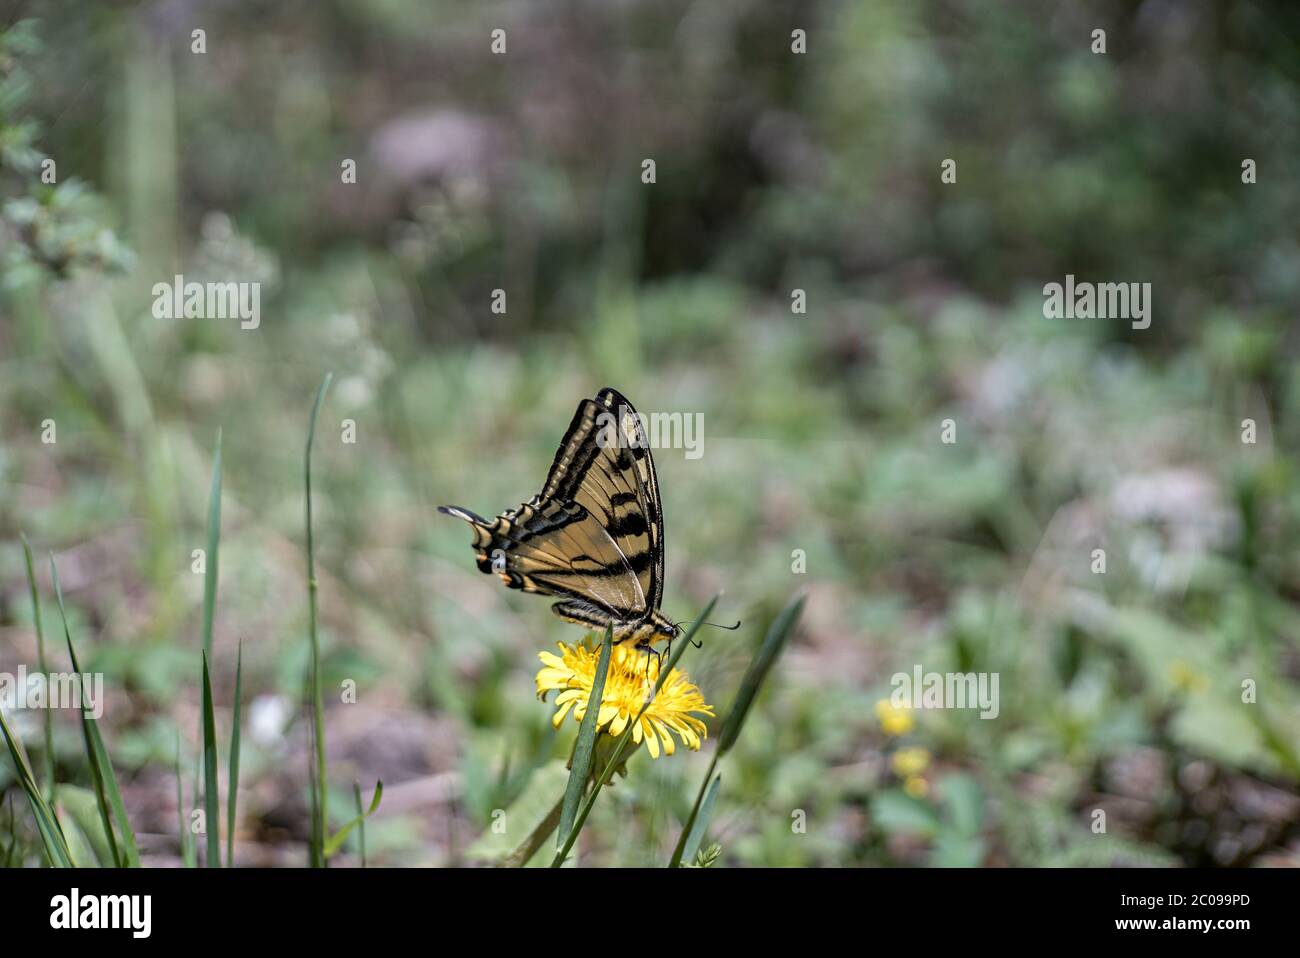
904, 775, 929, 798
536, 640, 714, 759
875, 698, 915, 736
891, 746, 931, 778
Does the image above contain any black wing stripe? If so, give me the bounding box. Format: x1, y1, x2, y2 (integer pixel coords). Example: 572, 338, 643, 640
593, 388, 665, 611
606, 512, 649, 537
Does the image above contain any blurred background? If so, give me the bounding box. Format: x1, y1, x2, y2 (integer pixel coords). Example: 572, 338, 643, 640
2, 0, 1299, 867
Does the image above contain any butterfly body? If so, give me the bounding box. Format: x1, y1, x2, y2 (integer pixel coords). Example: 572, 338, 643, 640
440, 388, 678, 650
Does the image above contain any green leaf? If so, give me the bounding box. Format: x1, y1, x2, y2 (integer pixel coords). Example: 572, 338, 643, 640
556, 624, 613, 854
471, 760, 570, 865
55, 784, 117, 866
323, 781, 383, 858
50, 555, 139, 867
717, 594, 805, 755
671, 594, 803, 867
19, 532, 54, 799
1, 795, 15, 868
678, 773, 721, 865
201, 650, 220, 867
939, 773, 984, 837
871, 789, 940, 838
56, 793, 105, 868
226, 640, 243, 866
933, 830, 986, 867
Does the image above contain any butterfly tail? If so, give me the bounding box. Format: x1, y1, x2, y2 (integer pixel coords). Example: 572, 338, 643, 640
438, 504, 494, 547
438, 504, 489, 525
440, 504, 513, 586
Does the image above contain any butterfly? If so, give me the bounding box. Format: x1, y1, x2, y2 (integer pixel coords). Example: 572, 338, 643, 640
440, 387, 684, 651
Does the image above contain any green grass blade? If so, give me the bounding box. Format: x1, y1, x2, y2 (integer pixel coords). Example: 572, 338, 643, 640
201, 428, 222, 659
551, 596, 717, 867
716, 594, 805, 756
19, 532, 55, 799
322, 781, 383, 858
175, 734, 195, 867
678, 773, 721, 865
2, 794, 16, 867
200, 650, 220, 867
78, 716, 122, 867
226, 639, 243, 866
556, 624, 613, 855
50, 554, 139, 867
195, 429, 222, 854
302, 670, 322, 867
0, 705, 73, 867
305, 371, 333, 867
670, 593, 804, 866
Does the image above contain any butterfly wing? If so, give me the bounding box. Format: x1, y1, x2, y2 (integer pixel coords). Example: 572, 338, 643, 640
440, 386, 665, 627
438, 496, 647, 620
543, 387, 665, 614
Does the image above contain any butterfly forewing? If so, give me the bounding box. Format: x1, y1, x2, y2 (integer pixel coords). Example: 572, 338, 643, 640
441, 386, 667, 638
544, 388, 664, 613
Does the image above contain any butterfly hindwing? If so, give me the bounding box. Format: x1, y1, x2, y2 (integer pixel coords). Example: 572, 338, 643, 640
438, 495, 647, 619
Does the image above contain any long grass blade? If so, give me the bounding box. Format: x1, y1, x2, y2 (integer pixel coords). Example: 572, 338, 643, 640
194, 428, 223, 863
670, 593, 805, 866
303, 669, 321, 867
716, 594, 805, 756
49, 554, 140, 867
0, 704, 73, 866
305, 371, 333, 867
226, 639, 243, 866
200, 650, 220, 867
678, 773, 721, 865
2, 794, 16, 867
19, 532, 55, 798
201, 428, 222, 659
556, 624, 613, 855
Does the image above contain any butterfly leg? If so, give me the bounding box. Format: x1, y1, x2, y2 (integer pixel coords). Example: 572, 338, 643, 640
640, 642, 662, 686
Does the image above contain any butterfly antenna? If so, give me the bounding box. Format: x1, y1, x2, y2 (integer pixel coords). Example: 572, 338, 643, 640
677, 618, 742, 632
